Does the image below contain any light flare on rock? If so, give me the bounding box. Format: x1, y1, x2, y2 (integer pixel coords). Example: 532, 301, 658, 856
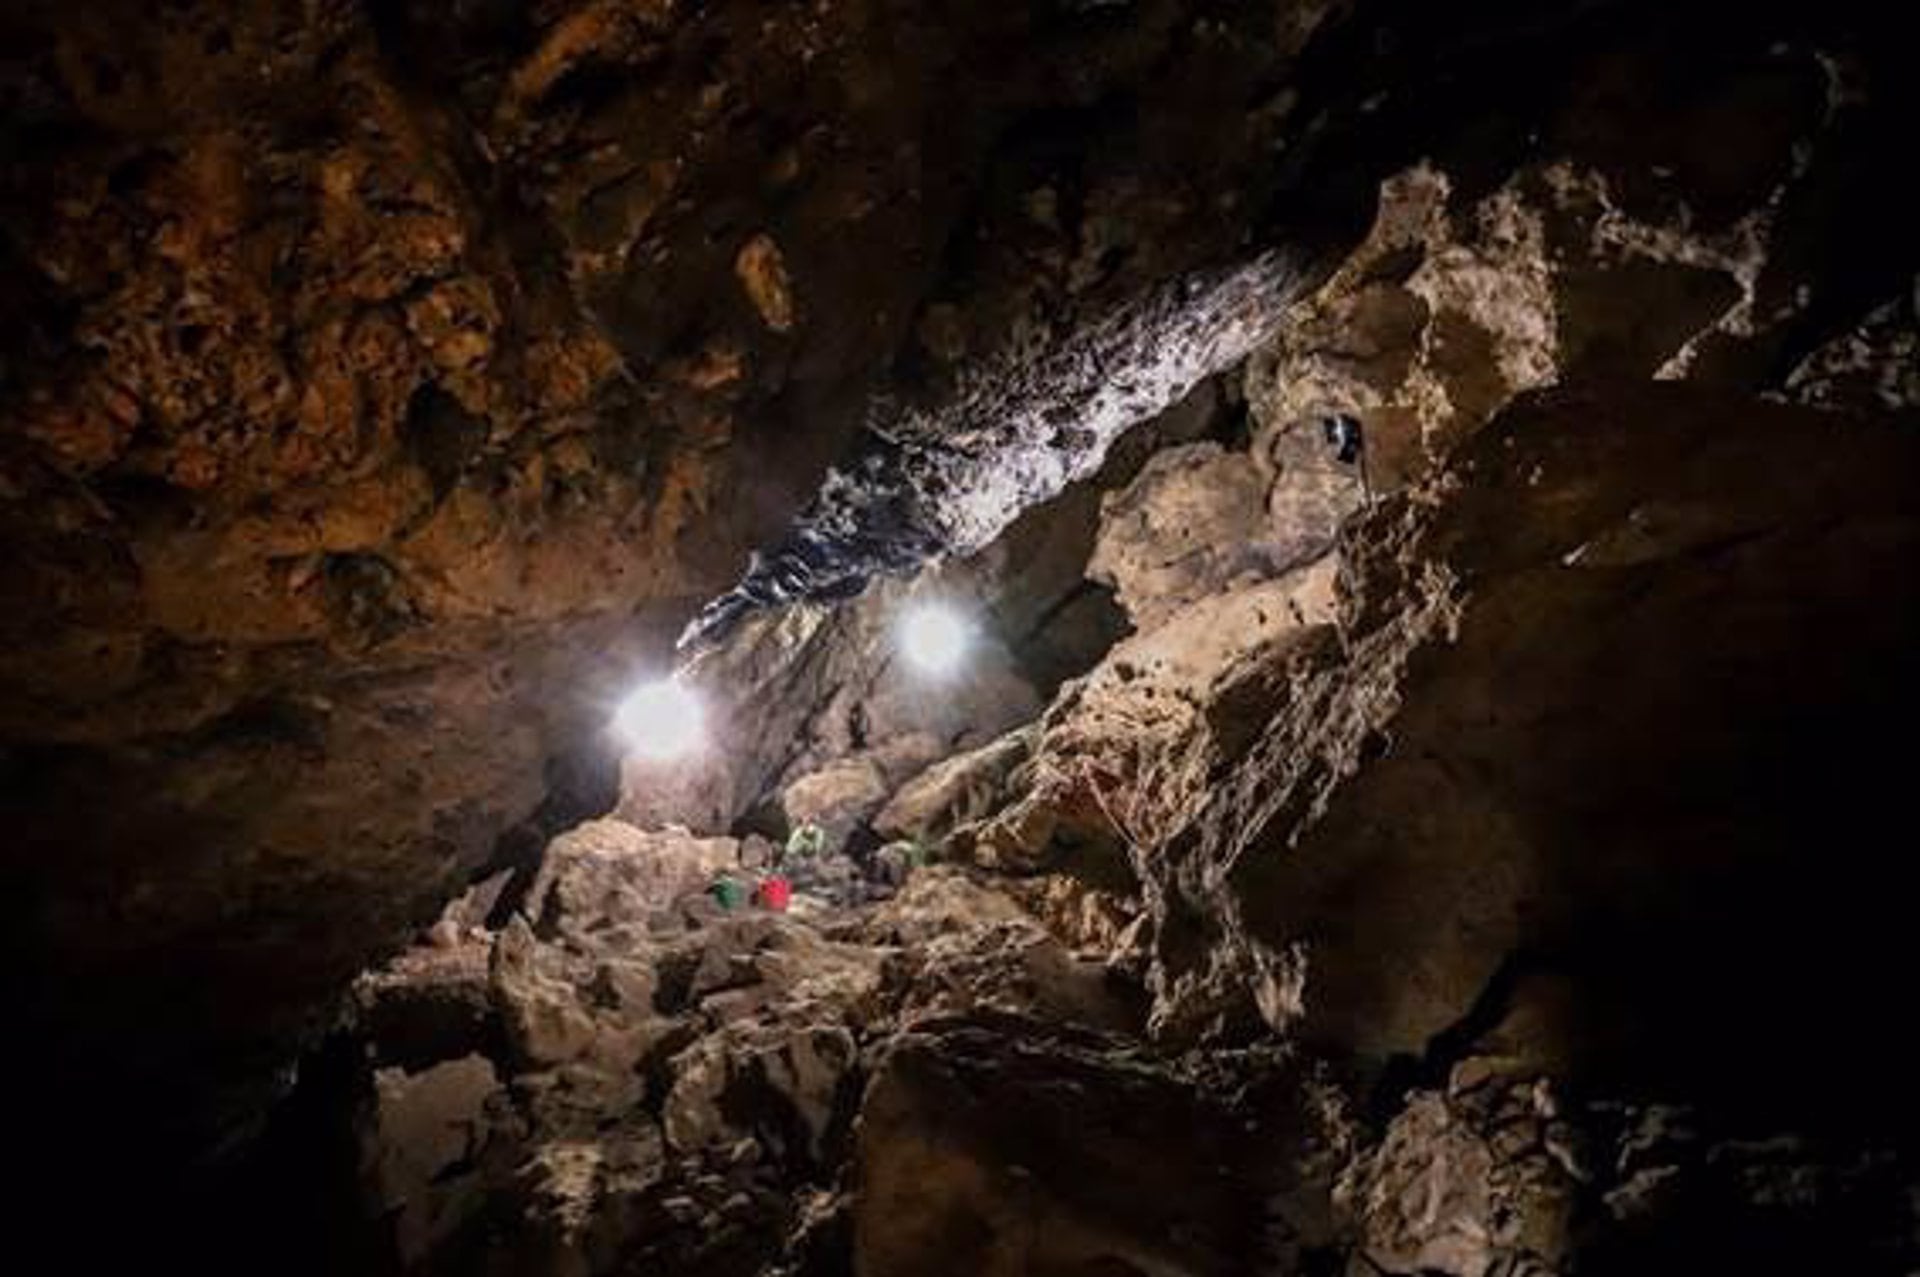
895, 600, 972, 677
613, 678, 707, 762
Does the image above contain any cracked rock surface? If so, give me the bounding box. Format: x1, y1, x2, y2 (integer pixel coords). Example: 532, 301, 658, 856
327, 818, 1257, 1276
6, 0, 1920, 1273
1, 0, 1363, 1185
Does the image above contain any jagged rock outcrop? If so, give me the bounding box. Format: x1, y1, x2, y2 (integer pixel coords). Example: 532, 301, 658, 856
619, 570, 1042, 836
851, 1017, 1303, 1277
1785, 290, 1920, 414
881, 7, 1920, 1049
1339, 1061, 1914, 1276
966, 380, 1920, 1271
7, 1, 1920, 1272
330, 812, 1202, 1275
1088, 442, 1295, 630
1202, 382, 1920, 1078
677, 247, 1327, 652
2, 0, 1353, 1191
827, 24, 1920, 1263
679, 3, 1920, 636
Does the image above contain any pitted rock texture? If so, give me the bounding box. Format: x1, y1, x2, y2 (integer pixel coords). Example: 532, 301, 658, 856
614, 382, 1238, 844
677, 247, 1324, 652
1183, 383, 1920, 1081
620, 569, 1042, 836
1339, 1064, 1914, 1277
1088, 442, 1290, 630
2, 0, 1359, 1190
773, 1, 1920, 954
851, 1018, 1288, 1277
322, 814, 1237, 1277
328, 737, 1918, 1277
1784, 289, 1920, 415
874, 8, 1920, 1052
679, 3, 1920, 644
7, 0, 1920, 1271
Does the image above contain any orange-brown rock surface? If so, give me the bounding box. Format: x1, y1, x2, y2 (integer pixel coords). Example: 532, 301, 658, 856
5, 1, 1920, 1274
0, 0, 1332, 1194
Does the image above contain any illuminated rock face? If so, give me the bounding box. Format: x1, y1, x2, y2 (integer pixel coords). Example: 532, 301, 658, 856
0, 0, 1332, 1195
6, 0, 1920, 1272
321, 375, 1920, 1274
335, 836, 1164, 1275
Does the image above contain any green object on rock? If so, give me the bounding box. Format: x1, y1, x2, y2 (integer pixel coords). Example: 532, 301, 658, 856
879, 838, 928, 866
710, 877, 747, 910
873, 838, 928, 887
786, 822, 826, 859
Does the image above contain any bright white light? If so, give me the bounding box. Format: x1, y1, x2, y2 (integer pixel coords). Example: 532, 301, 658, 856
613, 678, 706, 761
897, 601, 971, 677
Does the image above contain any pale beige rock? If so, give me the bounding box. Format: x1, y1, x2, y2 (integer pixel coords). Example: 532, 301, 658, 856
872, 728, 1035, 847
947, 561, 1339, 872
491, 917, 601, 1067
366, 1055, 501, 1264
1346, 1092, 1501, 1276
527, 820, 740, 938
663, 1017, 859, 1161
1088, 442, 1277, 629
777, 757, 891, 847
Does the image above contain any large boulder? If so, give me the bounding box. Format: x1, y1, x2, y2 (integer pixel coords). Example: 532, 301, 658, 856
527, 819, 740, 939
362, 1055, 504, 1267
851, 1018, 1317, 1277
776, 758, 893, 851
1185, 382, 1920, 1122
1088, 442, 1287, 630
1337, 1061, 1915, 1277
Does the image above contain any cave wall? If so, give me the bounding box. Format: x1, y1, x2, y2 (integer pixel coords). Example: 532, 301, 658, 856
3, 0, 1918, 1269
0, 0, 1338, 1180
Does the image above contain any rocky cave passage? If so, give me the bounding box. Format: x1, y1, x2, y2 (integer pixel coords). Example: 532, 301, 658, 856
4, 1, 1919, 1274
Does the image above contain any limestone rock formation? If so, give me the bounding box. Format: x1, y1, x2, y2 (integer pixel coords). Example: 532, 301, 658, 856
331, 812, 1174, 1275
7, 1, 1920, 1273
1088, 442, 1286, 630
2, 0, 1346, 1182
1215, 383, 1920, 1077
851, 1018, 1292, 1277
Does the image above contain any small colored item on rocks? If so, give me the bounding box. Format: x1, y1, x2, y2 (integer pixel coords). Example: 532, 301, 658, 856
756, 875, 792, 912
872, 838, 930, 888
1322, 413, 1364, 465
710, 876, 747, 911
786, 822, 826, 860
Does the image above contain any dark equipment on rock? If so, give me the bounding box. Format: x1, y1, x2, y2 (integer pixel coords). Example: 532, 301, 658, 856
1323, 413, 1365, 465
1322, 412, 1374, 501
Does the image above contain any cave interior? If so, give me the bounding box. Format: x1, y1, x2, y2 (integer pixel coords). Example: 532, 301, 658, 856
3, 0, 1918, 1273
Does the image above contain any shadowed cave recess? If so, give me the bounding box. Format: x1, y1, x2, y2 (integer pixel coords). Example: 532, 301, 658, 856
3, 0, 1919, 1272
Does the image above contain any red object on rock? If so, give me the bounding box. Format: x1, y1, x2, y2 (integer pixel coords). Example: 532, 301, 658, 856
757, 875, 792, 912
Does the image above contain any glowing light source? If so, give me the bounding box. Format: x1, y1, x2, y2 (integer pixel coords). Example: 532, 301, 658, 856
897, 600, 971, 676
613, 678, 706, 761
